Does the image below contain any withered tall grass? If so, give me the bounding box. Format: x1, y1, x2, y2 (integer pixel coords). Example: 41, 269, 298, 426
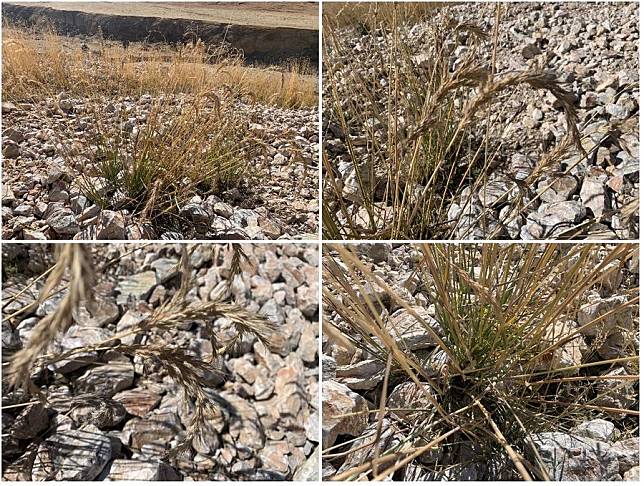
5, 243, 276, 456
323, 243, 639, 480
2, 25, 317, 109
322, 3, 638, 239
71, 94, 263, 230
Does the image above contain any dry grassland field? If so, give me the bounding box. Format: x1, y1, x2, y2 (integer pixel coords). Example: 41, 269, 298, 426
2, 242, 319, 480
322, 2, 639, 240
8, 2, 319, 30
1, 2, 319, 240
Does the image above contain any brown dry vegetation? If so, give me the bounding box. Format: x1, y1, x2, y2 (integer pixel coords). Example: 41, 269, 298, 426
2, 25, 317, 109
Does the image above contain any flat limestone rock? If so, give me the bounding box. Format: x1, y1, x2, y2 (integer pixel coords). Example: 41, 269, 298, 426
31, 429, 113, 480
336, 359, 386, 390
116, 271, 157, 305
322, 380, 369, 450
112, 388, 162, 417
384, 306, 441, 350
76, 362, 135, 397
105, 459, 181, 480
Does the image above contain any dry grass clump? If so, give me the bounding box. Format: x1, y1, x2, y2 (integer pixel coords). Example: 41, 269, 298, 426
322, 3, 637, 239
70, 95, 262, 229
323, 243, 639, 480
2, 25, 317, 109
4, 243, 275, 456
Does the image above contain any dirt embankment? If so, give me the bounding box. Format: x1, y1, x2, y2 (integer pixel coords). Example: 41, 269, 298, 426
2, 3, 319, 64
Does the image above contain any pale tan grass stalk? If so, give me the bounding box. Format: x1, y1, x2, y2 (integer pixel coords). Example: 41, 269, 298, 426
8, 244, 95, 394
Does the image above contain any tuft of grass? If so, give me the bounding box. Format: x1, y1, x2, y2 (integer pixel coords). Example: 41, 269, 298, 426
69, 94, 263, 230
323, 243, 639, 480
2, 24, 317, 109
322, 3, 637, 239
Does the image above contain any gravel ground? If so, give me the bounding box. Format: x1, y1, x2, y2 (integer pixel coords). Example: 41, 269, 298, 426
2, 95, 319, 241
323, 2, 639, 239
2, 243, 319, 480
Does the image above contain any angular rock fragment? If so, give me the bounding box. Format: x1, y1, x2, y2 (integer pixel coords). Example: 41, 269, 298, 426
106, 460, 181, 480
322, 381, 369, 449
31, 429, 113, 481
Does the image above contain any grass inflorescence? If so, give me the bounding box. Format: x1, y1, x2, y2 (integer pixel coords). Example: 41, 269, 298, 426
322, 3, 638, 239
4, 243, 276, 457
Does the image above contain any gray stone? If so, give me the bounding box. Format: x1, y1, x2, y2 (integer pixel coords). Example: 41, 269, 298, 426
537, 175, 578, 203
572, 419, 617, 442
527, 200, 585, 236
296, 283, 318, 318
95, 211, 126, 239
610, 438, 639, 474
322, 380, 369, 449
32, 429, 113, 480
49, 325, 114, 374
388, 382, 435, 421
478, 178, 517, 207
293, 448, 319, 481
606, 103, 630, 120
106, 460, 181, 480
116, 271, 157, 304
75, 362, 134, 397
594, 367, 637, 412
10, 403, 49, 439
528, 432, 620, 480
322, 354, 337, 381
510, 154, 535, 181
2, 321, 22, 352
46, 207, 80, 236
577, 293, 632, 336
115, 309, 148, 345
580, 174, 609, 218
338, 419, 400, 474
150, 258, 179, 283
624, 466, 639, 481
13, 204, 33, 217
212, 201, 234, 218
